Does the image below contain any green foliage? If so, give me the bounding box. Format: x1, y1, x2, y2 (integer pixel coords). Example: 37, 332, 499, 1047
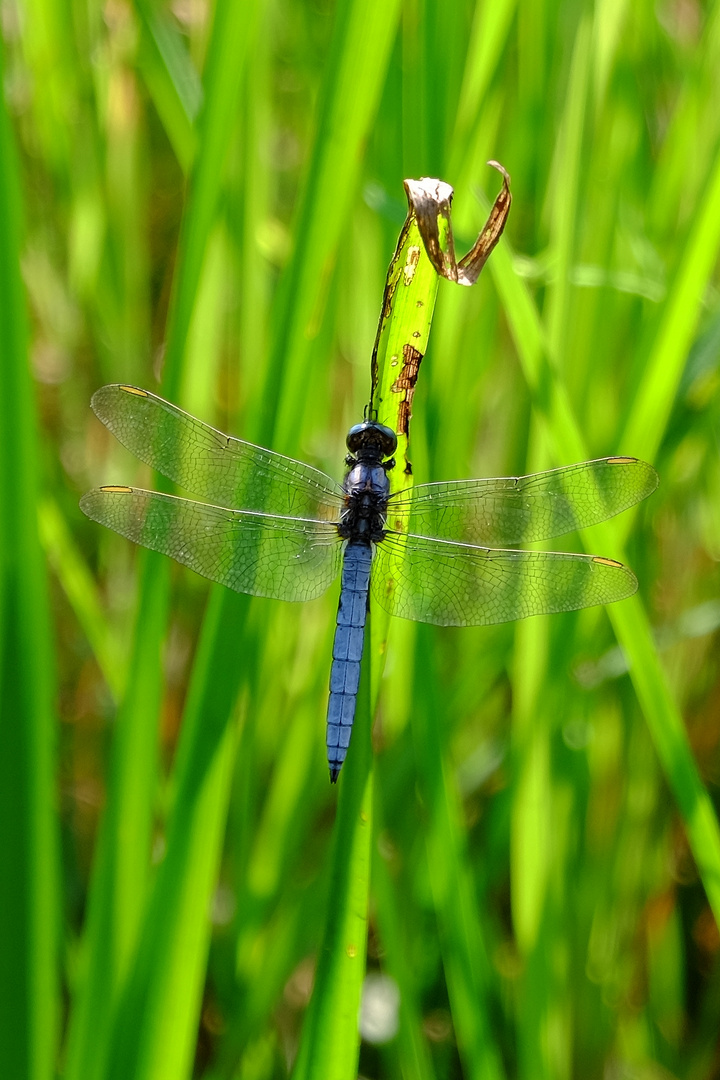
2, 0, 720, 1078
0, 35, 57, 1080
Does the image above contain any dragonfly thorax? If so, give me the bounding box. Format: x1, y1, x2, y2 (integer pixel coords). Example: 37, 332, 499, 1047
339, 460, 390, 543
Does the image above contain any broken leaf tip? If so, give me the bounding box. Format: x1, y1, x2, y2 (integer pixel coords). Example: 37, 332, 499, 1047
487, 159, 511, 186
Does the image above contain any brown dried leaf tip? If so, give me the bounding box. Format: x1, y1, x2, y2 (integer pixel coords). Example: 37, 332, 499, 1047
404, 162, 511, 287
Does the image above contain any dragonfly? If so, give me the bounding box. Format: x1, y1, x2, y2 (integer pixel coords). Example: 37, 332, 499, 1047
80, 384, 658, 781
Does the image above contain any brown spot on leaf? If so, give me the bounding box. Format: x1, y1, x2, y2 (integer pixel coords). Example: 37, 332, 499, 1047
391, 344, 423, 435
403, 245, 421, 285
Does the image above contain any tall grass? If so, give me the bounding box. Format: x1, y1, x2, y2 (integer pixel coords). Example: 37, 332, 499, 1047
0, 35, 57, 1080
2, 1, 720, 1078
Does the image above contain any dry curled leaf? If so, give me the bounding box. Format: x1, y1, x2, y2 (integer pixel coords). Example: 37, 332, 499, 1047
404, 162, 511, 286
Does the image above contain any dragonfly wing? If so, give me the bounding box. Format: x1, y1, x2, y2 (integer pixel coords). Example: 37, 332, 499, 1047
371, 532, 637, 627
80, 487, 343, 602
386, 457, 658, 545
90, 384, 345, 518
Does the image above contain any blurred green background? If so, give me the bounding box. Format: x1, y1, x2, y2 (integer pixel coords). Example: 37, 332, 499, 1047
2, 0, 720, 1077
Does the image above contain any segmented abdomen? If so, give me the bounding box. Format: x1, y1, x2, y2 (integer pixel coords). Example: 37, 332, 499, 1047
326, 542, 372, 782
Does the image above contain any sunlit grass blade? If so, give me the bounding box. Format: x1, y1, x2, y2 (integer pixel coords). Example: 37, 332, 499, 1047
509, 599, 552, 955
0, 38, 58, 1080
511, 604, 554, 1079
611, 593, 720, 876
592, 0, 632, 105
511, 26, 589, 1072
620, 143, 720, 462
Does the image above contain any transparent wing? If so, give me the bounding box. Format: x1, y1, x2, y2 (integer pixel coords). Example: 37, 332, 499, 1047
90, 384, 345, 518
371, 532, 637, 627
80, 486, 343, 602
386, 457, 658, 545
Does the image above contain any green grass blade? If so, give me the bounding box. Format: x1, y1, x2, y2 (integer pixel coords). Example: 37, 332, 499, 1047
412, 626, 506, 1080
371, 815, 436, 1080
95, 3, 406, 1075
368, 171, 511, 1079
63, 558, 171, 1080
513, 29, 589, 1075
488, 222, 720, 923
263, 0, 403, 446
83, 4, 410, 1075
544, 14, 591, 366
161, 0, 262, 396
366, 183, 445, 705
38, 496, 126, 701
292, 625, 373, 1080
451, 0, 517, 158
509, 615, 552, 954
369, 183, 442, 474
134, 0, 201, 172
66, 2, 261, 1074
620, 142, 720, 462
103, 594, 241, 1080
0, 38, 58, 1080
608, 593, 720, 895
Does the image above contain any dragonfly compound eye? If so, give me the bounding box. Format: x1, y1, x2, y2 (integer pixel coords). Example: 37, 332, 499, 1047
346, 421, 398, 458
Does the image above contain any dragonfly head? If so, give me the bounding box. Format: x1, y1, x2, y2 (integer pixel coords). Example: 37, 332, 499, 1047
346, 421, 397, 461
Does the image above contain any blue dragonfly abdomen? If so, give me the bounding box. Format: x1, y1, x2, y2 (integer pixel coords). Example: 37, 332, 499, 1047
326, 543, 373, 781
